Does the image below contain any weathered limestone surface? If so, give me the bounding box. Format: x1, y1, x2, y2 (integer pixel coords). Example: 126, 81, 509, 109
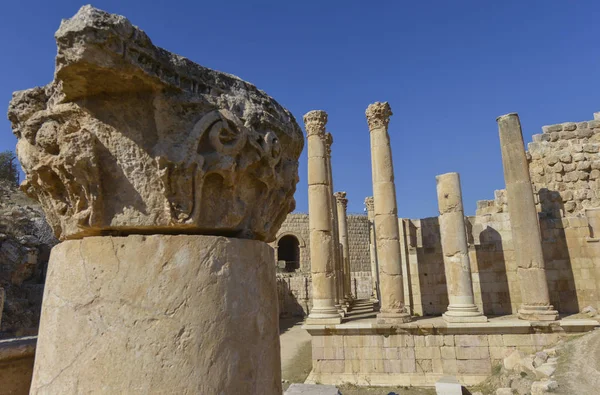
477, 114, 600, 217
436, 172, 486, 323
304, 111, 341, 324
303, 318, 596, 387
497, 114, 558, 321
366, 102, 410, 323
30, 235, 281, 394
365, 196, 379, 302
324, 134, 344, 313
270, 213, 371, 275
7, 5, 303, 242
334, 192, 352, 304
0, 337, 36, 395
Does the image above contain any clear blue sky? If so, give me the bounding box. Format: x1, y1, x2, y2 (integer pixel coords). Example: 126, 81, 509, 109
2, 1, 599, 218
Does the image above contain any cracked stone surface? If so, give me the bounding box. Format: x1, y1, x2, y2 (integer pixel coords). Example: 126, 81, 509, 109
7, 5, 303, 242
30, 234, 281, 394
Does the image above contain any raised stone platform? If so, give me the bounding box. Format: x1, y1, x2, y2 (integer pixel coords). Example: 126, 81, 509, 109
0, 336, 36, 395
303, 315, 598, 387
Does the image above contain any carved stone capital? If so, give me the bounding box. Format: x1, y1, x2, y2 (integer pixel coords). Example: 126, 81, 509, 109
7, 6, 303, 243
334, 191, 348, 210
364, 196, 374, 212
324, 132, 333, 157
366, 102, 393, 131
303, 110, 328, 138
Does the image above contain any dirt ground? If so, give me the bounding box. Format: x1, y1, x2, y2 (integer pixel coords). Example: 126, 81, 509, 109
552, 328, 600, 394
280, 317, 313, 390
279, 317, 435, 395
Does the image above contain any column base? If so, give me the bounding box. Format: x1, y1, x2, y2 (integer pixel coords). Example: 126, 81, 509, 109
518, 305, 559, 321
307, 304, 343, 325
376, 311, 411, 324
443, 312, 488, 323
443, 304, 487, 323
334, 304, 346, 318
305, 316, 342, 325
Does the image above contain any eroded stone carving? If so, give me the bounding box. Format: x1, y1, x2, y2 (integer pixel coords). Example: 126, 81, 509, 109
7, 6, 303, 242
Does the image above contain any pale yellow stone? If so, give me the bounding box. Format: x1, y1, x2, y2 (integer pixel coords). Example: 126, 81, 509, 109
437, 172, 486, 322
496, 113, 558, 321
415, 347, 441, 360
30, 235, 281, 395
8, 6, 302, 242
440, 346, 456, 360
366, 102, 410, 323
335, 192, 353, 303
455, 347, 490, 360
304, 110, 341, 323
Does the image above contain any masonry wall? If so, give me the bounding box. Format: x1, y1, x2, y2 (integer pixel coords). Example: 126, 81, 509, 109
275, 113, 600, 319
347, 215, 371, 272
405, 112, 600, 317
276, 272, 373, 317
270, 213, 311, 272
271, 213, 371, 274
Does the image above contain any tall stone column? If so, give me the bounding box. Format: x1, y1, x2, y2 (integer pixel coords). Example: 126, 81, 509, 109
366, 102, 411, 324
335, 192, 353, 303
365, 196, 379, 303
497, 113, 558, 321
324, 133, 344, 315
436, 172, 487, 323
304, 110, 342, 324
9, 7, 305, 394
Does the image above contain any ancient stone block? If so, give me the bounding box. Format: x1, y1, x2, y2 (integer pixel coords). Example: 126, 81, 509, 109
588, 119, 600, 128
542, 124, 563, 133
559, 152, 572, 163
30, 235, 281, 394
577, 128, 594, 139
7, 6, 303, 242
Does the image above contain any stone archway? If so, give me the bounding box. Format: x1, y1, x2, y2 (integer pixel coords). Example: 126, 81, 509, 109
277, 235, 300, 272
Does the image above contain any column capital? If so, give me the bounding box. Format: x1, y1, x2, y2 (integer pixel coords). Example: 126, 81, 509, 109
364, 196, 374, 212
324, 132, 333, 156
334, 191, 348, 209
366, 102, 393, 130
303, 110, 328, 137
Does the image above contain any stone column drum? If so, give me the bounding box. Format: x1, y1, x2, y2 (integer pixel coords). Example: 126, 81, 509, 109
365, 196, 380, 303
335, 192, 353, 304
324, 133, 344, 315
8, 6, 304, 394
32, 236, 281, 393
304, 110, 342, 325
497, 113, 558, 321
436, 172, 487, 323
366, 102, 411, 324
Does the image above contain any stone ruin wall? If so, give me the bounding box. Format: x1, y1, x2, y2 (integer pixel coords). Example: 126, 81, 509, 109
272, 213, 372, 316
270, 213, 371, 274
274, 111, 600, 318
405, 112, 600, 317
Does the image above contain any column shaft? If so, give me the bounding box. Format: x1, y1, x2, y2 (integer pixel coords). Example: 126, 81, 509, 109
497, 113, 558, 321
304, 110, 342, 324
335, 192, 353, 303
365, 197, 379, 302
366, 102, 410, 323
325, 133, 344, 314
436, 172, 486, 322
30, 236, 281, 394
